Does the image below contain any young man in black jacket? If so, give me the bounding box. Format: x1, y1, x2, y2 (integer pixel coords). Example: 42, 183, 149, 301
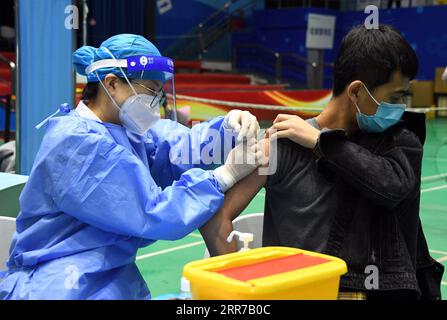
200, 25, 444, 300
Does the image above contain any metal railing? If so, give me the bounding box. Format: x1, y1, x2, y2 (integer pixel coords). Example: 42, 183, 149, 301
161, 0, 442, 60
232, 43, 334, 88
266, 0, 341, 9
163, 0, 261, 60
0, 53, 16, 143
267, 0, 440, 10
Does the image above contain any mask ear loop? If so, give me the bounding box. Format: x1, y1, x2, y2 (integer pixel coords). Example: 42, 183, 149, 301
95, 71, 121, 112
171, 75, 178, 122
102, 47, 139, 97
84, 52, 126, 112
362, 83, 380, 106
354, 83, 380, 116
140, 66, 145, 80
94, 69, 142, 131
354, 101, 362, 114
352, 85, 363, 114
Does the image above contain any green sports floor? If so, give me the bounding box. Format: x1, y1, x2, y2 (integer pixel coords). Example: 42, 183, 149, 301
138, 117, 447, 299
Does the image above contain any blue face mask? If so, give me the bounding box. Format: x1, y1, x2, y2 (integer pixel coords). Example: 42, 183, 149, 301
355, 84, 406, 133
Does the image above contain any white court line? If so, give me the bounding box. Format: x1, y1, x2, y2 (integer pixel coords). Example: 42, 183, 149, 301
188, 233, 203, 239
442, 282, 447, 287
138, 227, 447, 265
421, 184, 447, 193
421, 172, 447, 183
421, 205, 447, 212
430, 249, 447, 256
136, 241, 204, 261
424, 157, 447, 163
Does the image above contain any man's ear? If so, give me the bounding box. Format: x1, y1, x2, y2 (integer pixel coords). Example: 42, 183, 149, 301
346, 81, 363, 105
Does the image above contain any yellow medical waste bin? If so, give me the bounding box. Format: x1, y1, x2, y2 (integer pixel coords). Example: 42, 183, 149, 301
183, 247, 347, 300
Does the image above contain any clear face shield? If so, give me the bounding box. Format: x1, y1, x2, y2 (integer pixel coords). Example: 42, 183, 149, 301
160, 75, 177, 122
125, 55, 177, 122
85, 53, 177, 124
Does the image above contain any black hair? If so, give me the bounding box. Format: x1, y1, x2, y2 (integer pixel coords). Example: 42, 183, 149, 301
332, 24, 418, 96
82, 82, 99, 101
81, 77, 130, 101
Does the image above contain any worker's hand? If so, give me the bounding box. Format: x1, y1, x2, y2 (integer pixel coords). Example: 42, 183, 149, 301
266, 114, 320, 149
213, 136, 263, 192
224, 110, 260, 143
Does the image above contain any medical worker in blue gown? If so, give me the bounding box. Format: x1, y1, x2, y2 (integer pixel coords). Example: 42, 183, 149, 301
0, 34, 263, 300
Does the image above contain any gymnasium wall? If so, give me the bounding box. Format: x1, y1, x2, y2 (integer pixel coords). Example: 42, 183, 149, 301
234, 5, 447, 85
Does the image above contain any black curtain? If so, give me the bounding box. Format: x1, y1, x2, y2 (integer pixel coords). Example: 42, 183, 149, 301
87, 0, 155, 47
0, 0, 15, 27
143, 0, 156, 43
0, 0, 15, 51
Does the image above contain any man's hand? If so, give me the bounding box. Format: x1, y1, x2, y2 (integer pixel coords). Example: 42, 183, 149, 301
266, 114, 320, 149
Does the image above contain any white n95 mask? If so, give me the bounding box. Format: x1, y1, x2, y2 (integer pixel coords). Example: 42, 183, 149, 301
119, 93, 161, 135
96, 75, 162, 135
92, 47, 164, 135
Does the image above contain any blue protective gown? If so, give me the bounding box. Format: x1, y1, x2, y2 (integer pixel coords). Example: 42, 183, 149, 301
0, 110, 233, 300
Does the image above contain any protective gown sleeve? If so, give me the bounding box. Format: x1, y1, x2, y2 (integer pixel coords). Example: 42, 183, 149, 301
51, 132, 224, 241
147, 117, 235, 187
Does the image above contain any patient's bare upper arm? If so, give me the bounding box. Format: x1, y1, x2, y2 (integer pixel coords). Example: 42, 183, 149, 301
200, 138, 270, 255
216, 137, 270, 221
224, 169, 267, 220
199, 165, 267, 256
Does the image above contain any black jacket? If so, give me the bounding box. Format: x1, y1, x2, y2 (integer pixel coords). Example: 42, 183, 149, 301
314, 111, 444, 299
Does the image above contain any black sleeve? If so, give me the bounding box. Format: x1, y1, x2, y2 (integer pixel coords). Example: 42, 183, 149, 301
313, 127, 423, 209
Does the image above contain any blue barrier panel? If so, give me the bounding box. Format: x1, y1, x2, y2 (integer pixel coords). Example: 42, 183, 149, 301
17, 0, 73, 174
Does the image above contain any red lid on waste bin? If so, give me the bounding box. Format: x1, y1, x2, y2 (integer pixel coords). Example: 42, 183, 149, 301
216, 253, 331, 282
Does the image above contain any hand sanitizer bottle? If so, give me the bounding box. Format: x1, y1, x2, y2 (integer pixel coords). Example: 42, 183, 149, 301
226, 231, 254, 252
179, 277, 192, 300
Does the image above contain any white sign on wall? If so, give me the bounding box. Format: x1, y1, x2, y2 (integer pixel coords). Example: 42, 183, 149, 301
305, 14, 336, 50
